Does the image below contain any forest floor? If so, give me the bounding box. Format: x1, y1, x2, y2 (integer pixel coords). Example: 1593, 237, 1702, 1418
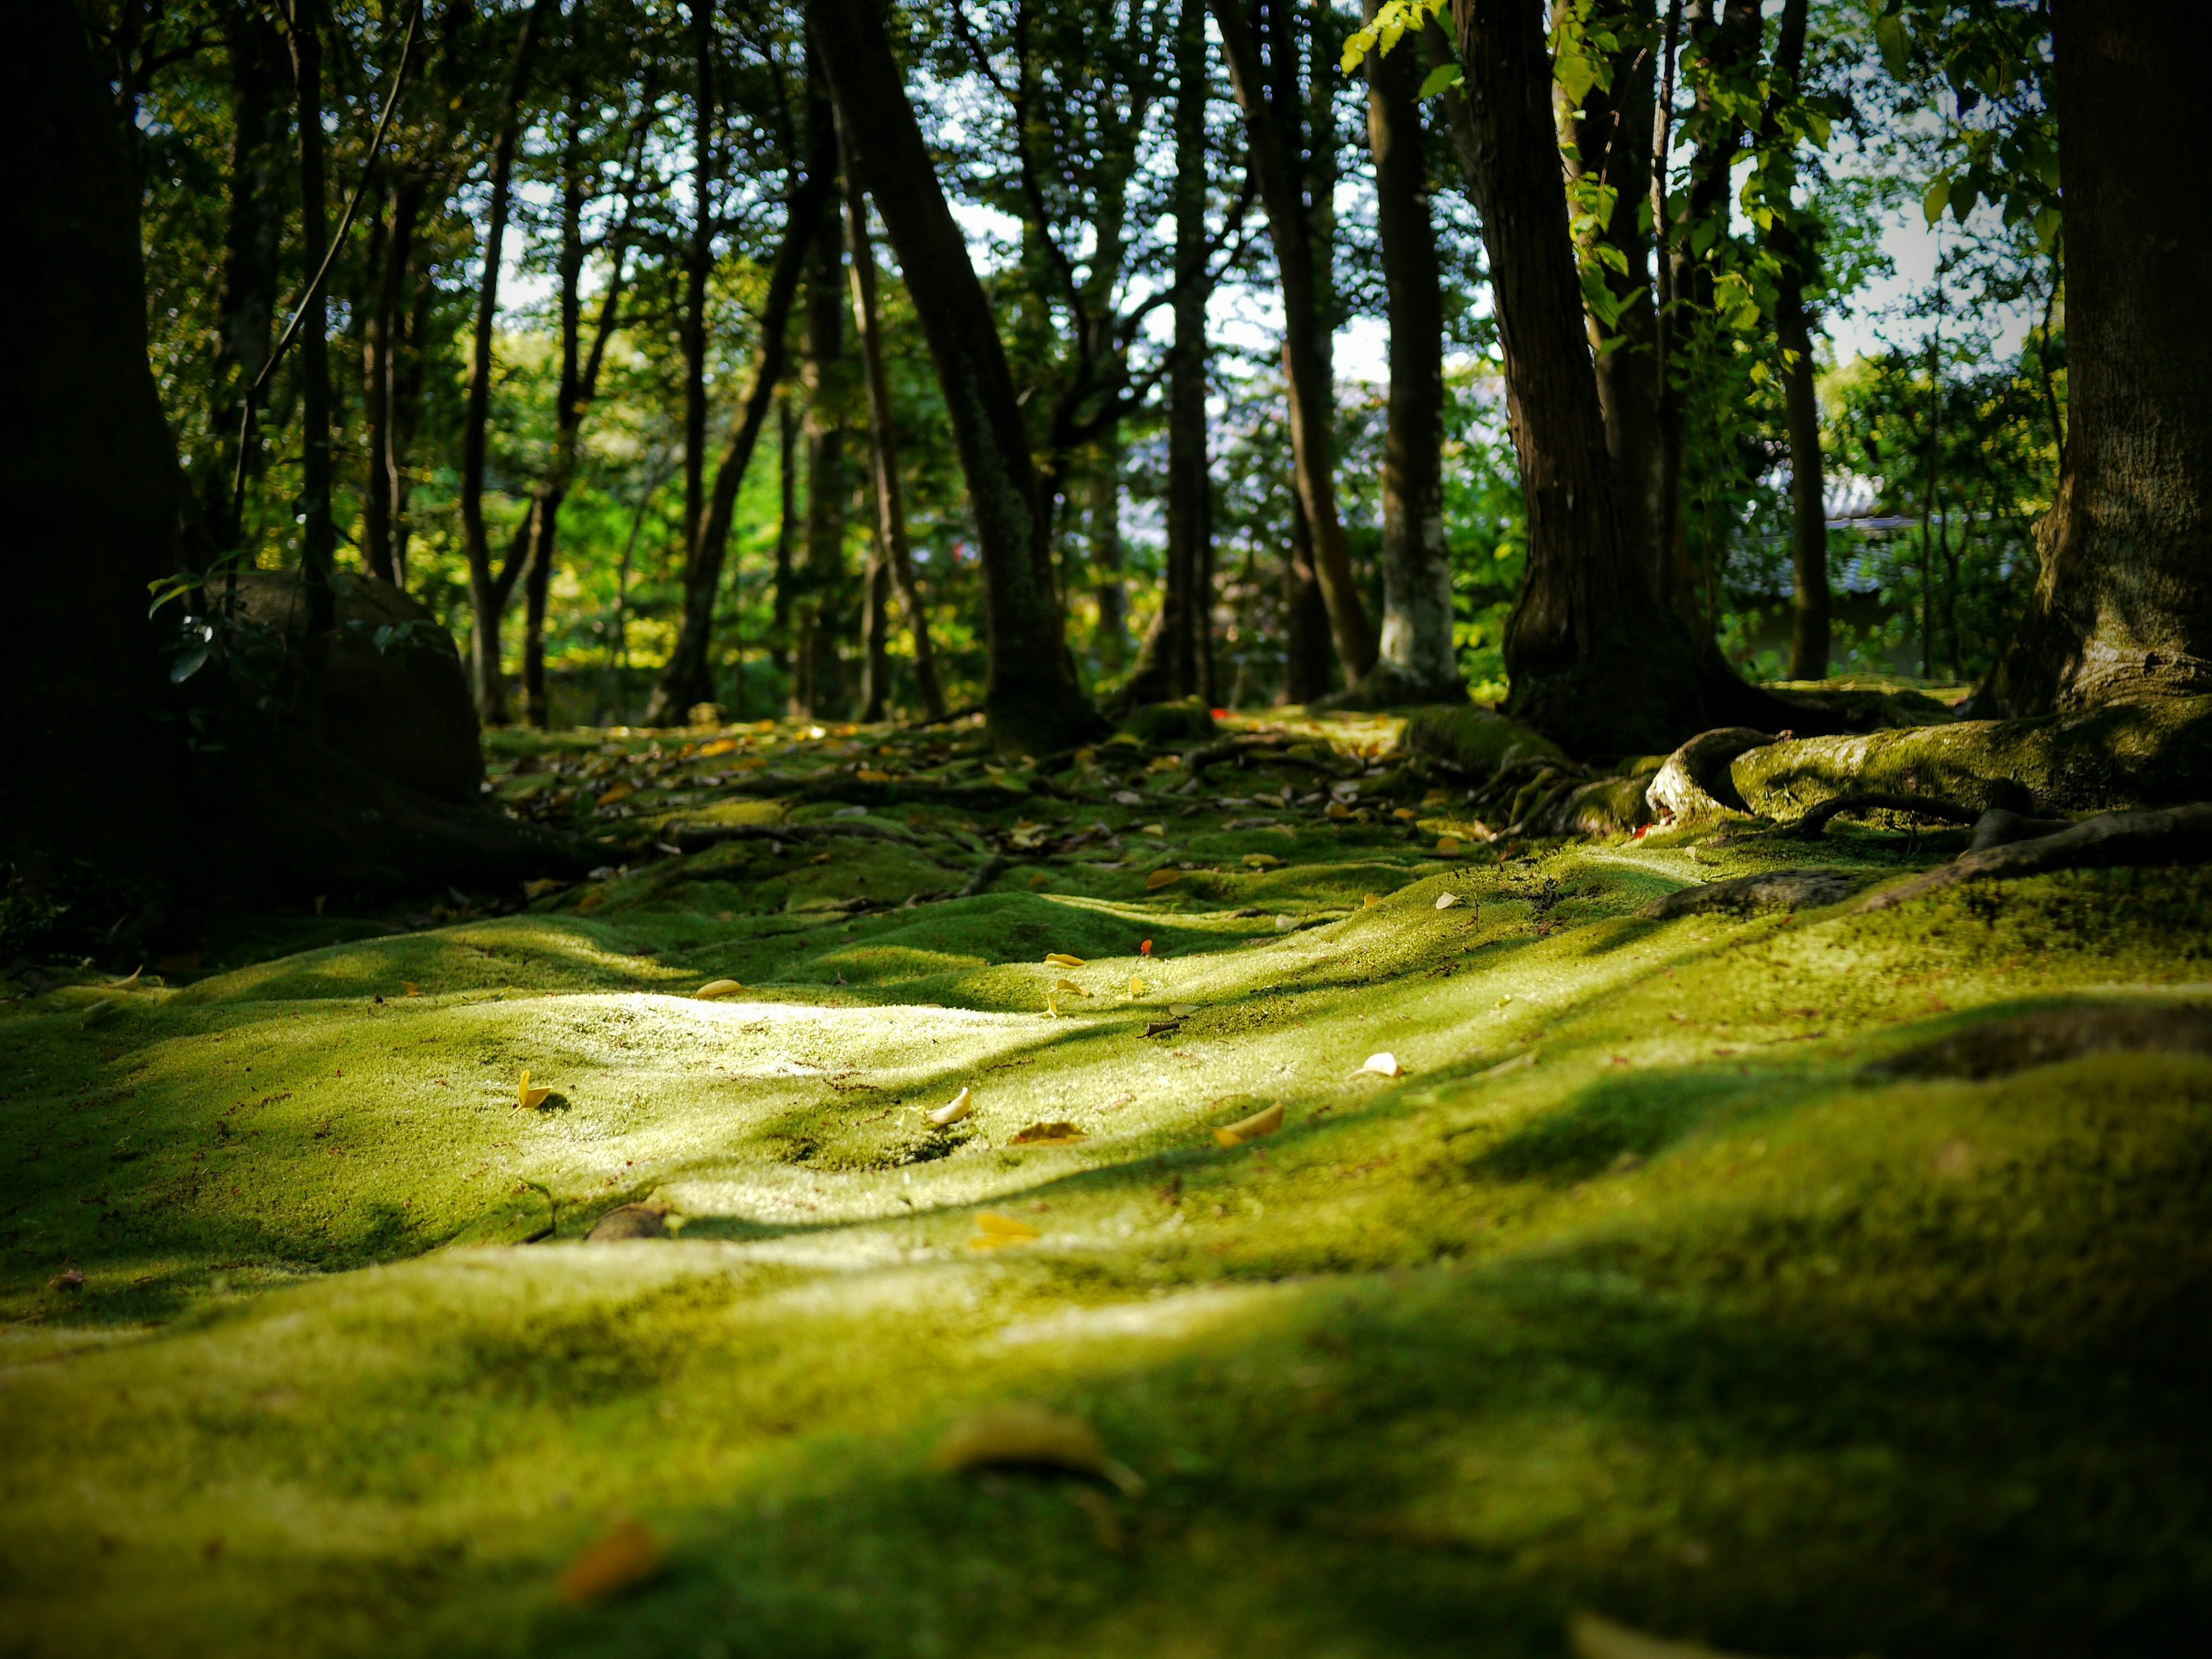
4, 707, 2211, 1657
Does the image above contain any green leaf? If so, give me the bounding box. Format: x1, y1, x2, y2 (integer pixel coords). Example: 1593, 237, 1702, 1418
1874, 14, 1911, 78
1922, 175, 1952, 226
1416, 62, 1463, 99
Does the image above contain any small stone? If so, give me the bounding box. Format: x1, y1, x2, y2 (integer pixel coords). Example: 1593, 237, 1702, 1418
586, 1205, 668, 1242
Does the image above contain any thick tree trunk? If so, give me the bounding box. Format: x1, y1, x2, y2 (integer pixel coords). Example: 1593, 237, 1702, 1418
207, 5, 286, 552
646, 172, 831, 726
1091, 441, 1129, 672
286, 0, 334, 645
793, 59, 850, 721
460, 0, 554, 725
1365, 2, 1463, 705
1283, 494, 1334, 704
1980, 0, 2212, 713
1212, 0, 1376, 681
1445, 0, 1737, 755
846, 172, 945, 719
812, 0, 1100, 752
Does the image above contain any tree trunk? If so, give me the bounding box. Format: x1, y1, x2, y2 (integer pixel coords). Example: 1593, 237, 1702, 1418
1283, 492, 1334, 704
774, 389, 797, 677
680, 0, 715, 566
1211, 0, 1376, 681
361, 179, 419, 585
846, 169, 945, 719
1090, 440, 1128, 672
460, 0, 554, 724
285, 0, 334, 645
1562, 0, 1666, 607
812, 0, 1100, 752
207, 5, 286, 553
1126, 0, 1216, 711
793, 52, 849, 719
1980, 0, 2212, 713
1444, 0, 1740, 756
390, 261, 431, 588
522, 105, 587, 731
646, 171, 832, 726
1758, 0, 1828, 681
1364, 0, 1462, 705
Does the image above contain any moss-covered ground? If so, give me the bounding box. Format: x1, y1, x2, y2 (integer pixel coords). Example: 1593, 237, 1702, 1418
5, 711, 2212, 1656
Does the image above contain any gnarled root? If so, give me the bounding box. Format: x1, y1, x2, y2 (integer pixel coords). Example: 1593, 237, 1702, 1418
1856, 803, 2212, 912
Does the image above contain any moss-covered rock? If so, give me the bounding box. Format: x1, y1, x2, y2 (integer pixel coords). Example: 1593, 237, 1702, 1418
1119, 697, 1217, 744
1730, 695, 2212, 817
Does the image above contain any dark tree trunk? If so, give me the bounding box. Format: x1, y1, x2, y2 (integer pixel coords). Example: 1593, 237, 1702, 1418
1091, 438, 1129, 672
208, 5, 287, 552
1562, 0, 1667, 607
1126, 0, 1216, 710
1981, 0, 2212, 712
846, 171, 945, 719
680, 0, 715, 566
361, 179, 419, 585
460, 0, 554, 724
794, 55, 850, 719
812, 0, 1101, 752
1212, 0, 1376, 681
1758, 0, 1829, 681
285, 0, 334, 644
1283, 494, 1334, 704
647, 172, 832, 726
1364, 1, 1462, 704
774, 390, 797, 676
1444, 0, 1741, 755
522, 105, 588, 730
389, 261, 432, 588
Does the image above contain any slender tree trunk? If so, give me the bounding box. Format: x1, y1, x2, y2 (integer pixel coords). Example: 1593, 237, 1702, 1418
522, 107, 586, 730
646, 172, 833, 725
1212, 0, 1376, 680
1443, 0, 1740, 755
774, 390, 797, 676
286, 0, 334, 646
680, 0, 715, 573
1563, 0, 1666, 605
1126, 0, 1215, 709
1980, 0, 2212, 712
793, 52, 849, 719
812, 0, 1100, 752
361, 180, 419, 584
209, 5, 286, 552
1650, 1, 1685, 615
1758, 0, 1828, 680
1365, 1, 1462, 704
391, 266, 431, 588
460, 0, 554, 724
846, 170, 945, 719
1091, 440, 1128, 671
1283, 492, 1332, 703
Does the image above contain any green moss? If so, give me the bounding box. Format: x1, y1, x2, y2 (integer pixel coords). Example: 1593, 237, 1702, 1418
1398, 705, 1566, 780
5, 720, 2212, 1655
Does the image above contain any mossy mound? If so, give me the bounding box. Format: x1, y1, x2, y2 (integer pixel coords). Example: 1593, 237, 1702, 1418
1397, 705, 1565, 780
6, 713, 2212, 1656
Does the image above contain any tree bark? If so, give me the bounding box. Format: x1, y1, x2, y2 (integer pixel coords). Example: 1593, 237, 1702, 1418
846, 170, 945, 720
1980, 0, 2212, 713
646, 171, 833, 726
361, 179, 419, 585
680, 0, 715, 565
1444, 0, 1737, 756
522, 104, 588, 730
793, 54, 850, 719
774, 389, 797, 676
460, 0, 555, 725
1562, 0, 1666, 608
1364, 0, 1463, 704
1283, 492, 1333, 704
1090, 438, 1128, 672
811, 0, 1101, 752
1211, 0, 1377, 681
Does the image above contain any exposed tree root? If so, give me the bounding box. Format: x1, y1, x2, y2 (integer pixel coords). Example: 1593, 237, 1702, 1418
662, 820, 929, 852
1857, 803, 2212, 912
1772, 792, 1986, 839
1864, 1001, 2212, 1080
1635, 868, 1871, 920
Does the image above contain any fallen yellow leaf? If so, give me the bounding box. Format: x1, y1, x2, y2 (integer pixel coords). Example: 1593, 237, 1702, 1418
1435, 892, 1461, 910
1128, 975, 1147, 997
518, 1070, 552, 1109
1140, 822, 1166, 837
1422, 789, 1453, 806
522, 877, 565, 899
1393, 806, 1417, 820
1044, 952, 1086, 967
931, 1404, 1145, 1495
695, 738, 739, 759
1055, 978, 1090, 997
929, 1087, 973, 1126
1242, 852, 1283, 869
402, 981, 420, 997
1145, 868, 1181, 891
1168, 1002, 1196, 1017
694, 978, 745, 999
857, 768, 894, 783
597, 782, 636, 807
556, 1518, 666, 1605
1363, 892, 1380, 906
1213, 1101, 1284, 1148
968, 1210, 1041, 1248
1435, 836, 1464, 854
1029, 872, 1050, 888
1009, 1121, 1087, 1146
